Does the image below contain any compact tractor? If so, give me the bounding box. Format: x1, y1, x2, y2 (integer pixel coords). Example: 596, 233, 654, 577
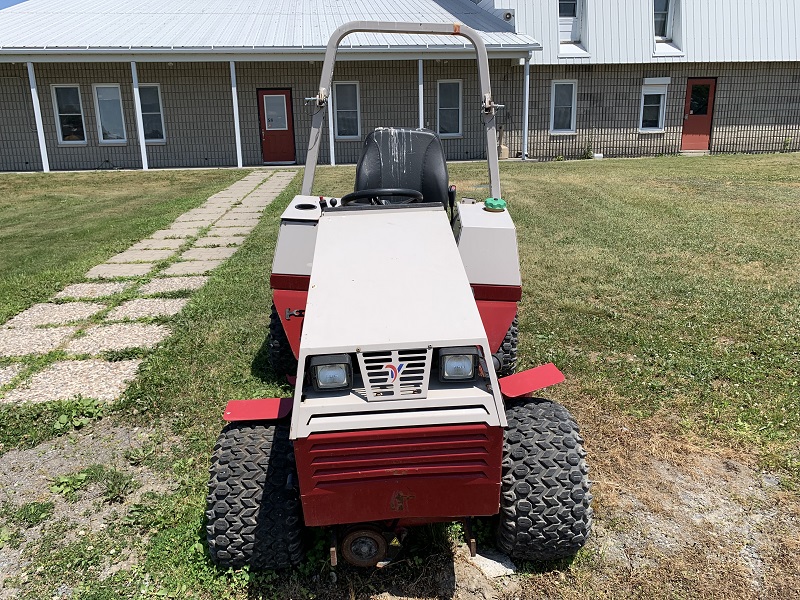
206, 21, 592, 569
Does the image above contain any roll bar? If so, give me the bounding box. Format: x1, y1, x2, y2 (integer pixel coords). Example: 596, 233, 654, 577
300, 21, 502, 199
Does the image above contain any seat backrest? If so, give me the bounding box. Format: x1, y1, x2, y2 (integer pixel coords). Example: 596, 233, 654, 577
354, 128, 449, 207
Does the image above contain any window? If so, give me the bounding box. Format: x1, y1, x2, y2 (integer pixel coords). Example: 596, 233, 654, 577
140, 84, 165, 143
333, 82, 360, 139
437, 80, 462, 138
550, 80, 577, 134
639, 78, 670, 132
558, 0, 581, 43
51, 85, 86, 144
654, 0, 671, 39
92, 84, 126, 144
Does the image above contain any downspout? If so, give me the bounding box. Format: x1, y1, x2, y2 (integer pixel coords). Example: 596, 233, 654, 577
521, 52, 531, 161
130, 61, 149, 170
230, 61, 243, 168
26, 62, 50, 172
418, 59, 424, 129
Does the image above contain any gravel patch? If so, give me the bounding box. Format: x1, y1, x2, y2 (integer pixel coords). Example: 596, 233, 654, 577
66, 323, 170, 354
107, 249, 175, 263
86, 263, 154, 279
180, 246, 237, 261
106, 298, 188, 320
128, 238, 185, 251
0, 364, 24, 387
139, 276, 208, 294
1, 359, 141, 404
54, 282, 131, 299
0, 327, 77, 357
193, 236, 243, 247
161, 260, 223, 275
4, 302, 106, 327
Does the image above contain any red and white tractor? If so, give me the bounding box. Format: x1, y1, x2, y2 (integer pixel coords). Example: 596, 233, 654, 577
206, 21, 591, 569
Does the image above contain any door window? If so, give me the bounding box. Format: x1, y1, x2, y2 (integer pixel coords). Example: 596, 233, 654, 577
689, 85, 710, 115
264, 95, 288, 130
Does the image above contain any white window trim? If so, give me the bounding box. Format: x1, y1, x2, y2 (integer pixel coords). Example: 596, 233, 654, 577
51, 84, 87, 145
332, 81, 361, 141
549, 80, 577, 135
654, 0, 675, 42
638, 80, 669, 133
437, 79, 463, 139
92, 83, 127, 145
140, 83, 166, 144
558, 0, 583, 44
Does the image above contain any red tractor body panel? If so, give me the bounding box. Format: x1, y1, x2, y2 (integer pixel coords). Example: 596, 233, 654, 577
294, 423, 503, 527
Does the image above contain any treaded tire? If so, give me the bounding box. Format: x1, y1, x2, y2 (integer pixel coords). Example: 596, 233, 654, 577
494, 316, 519, 377
267, 304, 297, 378
496, 398, 592, 562
206, 422, 305, 569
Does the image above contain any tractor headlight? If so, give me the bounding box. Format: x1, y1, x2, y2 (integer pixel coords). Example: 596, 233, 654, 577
309, 354, 353, 391
439, 346, 479, 382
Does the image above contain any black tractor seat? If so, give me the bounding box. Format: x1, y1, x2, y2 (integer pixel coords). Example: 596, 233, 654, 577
349, 128, 450, 207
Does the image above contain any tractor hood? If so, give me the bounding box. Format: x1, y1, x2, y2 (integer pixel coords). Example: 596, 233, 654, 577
300, 204, 487, 354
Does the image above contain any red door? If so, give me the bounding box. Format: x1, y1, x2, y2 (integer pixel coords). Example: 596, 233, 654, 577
681, 78, 716, 151
257, 89, 296, 163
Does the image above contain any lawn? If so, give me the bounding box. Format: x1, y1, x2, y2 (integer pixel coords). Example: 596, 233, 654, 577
0, 170, 248, 324
2, 154, 799, 599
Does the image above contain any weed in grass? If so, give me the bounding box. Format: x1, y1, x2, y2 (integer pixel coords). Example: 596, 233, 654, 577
52, 396, 105, 433
100, 468, 138, 504
101, 347, 152, 362
0, 524, 22, 549
1, 501, 55, 528
50, 466, 138, 504
50, 471, 89, 501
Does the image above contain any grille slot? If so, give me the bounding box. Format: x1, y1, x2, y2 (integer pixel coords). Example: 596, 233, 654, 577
357, 348, 432, 401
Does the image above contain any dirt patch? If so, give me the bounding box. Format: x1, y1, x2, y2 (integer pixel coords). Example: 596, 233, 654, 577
0, 424, 174, 595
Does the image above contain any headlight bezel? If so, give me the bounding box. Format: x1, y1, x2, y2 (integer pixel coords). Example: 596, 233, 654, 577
438, 346, 480, 382
308, 353, 353, 392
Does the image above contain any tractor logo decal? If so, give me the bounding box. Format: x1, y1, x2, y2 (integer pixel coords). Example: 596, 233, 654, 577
384, 363, 405, 382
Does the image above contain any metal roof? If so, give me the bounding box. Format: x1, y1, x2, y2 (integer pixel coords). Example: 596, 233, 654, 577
0, 0, 539, 58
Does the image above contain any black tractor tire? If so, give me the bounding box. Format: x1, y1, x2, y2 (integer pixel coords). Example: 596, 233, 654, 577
494, 316, 519, 377
206, 422, 305, 570
496, 398, 592, 562
267, 304, 298, 378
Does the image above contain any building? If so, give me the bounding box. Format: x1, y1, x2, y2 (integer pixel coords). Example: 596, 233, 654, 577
0, 0, 798, 172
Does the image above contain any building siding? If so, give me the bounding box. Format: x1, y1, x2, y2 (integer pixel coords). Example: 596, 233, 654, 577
0, 64, 42, 171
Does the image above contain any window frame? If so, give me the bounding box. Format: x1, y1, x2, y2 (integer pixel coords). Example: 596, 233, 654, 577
139, 83, 166, 144
332, 81, 361, 141
50, 84, 87, 145
638, 78, 670, 133
653, 0, 674, 41
92, 83, 127, 145
558, 0, 582, 43
549, 80, 578, 135
437, 79, 463, 139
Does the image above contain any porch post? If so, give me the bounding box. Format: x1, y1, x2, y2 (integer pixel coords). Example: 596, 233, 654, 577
130, 61, 149, 170
327, 93, 336, 166
418, 59, 424, 129
26, 62, 50, 172
521, 54, 531, 161
229, 61, 243, 168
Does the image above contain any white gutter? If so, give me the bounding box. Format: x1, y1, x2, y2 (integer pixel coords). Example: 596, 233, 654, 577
26, 62, 49, 172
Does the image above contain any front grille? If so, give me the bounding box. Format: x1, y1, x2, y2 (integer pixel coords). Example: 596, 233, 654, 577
357, 348, 432, 401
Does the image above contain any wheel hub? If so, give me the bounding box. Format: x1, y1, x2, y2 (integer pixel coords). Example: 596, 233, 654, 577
341, 528, 388, 567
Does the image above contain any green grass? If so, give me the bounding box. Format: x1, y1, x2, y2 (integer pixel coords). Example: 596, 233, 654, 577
0, 169, 248, 324
6, 155, 800, 598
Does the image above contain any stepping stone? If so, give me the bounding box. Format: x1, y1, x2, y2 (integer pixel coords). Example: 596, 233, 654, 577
4, 302, 105, 328
150, 229, 193, 240
0, 364, 24, 387
164, 225, 204, 236
66, 323, 170, 354
216, 218, 260, 227
226, 209, 263, 217
139, 276, 208, 295
161, 260, 223, 276
207, 226, 254, 237
107, 298, 188, 320
469, 549, 517, 578
107, 249, 175, 263
129, 238, 185, 251
181, 247, 237, 261
54, 282, 130, 300
171, 216, 216, 226
86, 263, 154, 279
194, 236, 243, 247
0, 327, 77, 357
1, 359, 141, 404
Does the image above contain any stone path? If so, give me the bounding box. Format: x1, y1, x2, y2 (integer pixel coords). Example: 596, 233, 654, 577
0, 169, 297, 405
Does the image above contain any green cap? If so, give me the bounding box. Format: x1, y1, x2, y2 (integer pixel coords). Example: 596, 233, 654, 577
484, 197, 507, 212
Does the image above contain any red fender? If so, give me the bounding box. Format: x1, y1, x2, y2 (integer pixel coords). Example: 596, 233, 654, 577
476, 300, 518, 353
223, 397, 293, 422
272, 289, 307, 359
499, 363, 565, 398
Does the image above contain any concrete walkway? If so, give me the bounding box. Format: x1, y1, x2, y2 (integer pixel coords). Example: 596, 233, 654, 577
0, 170, 296, 405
